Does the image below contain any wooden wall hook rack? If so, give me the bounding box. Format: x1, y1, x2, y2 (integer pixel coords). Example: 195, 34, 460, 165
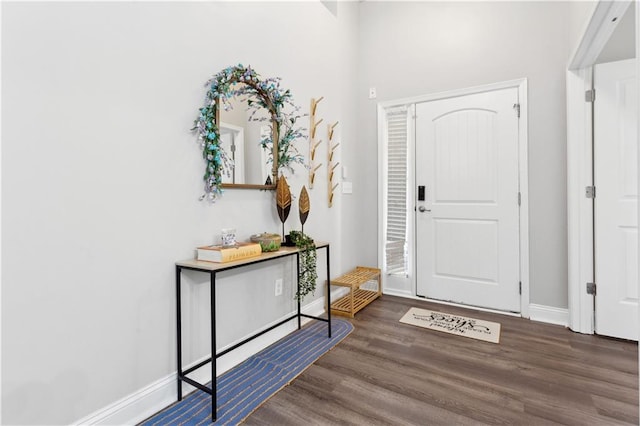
327, 121, 340, 208
309, 97, 325, 189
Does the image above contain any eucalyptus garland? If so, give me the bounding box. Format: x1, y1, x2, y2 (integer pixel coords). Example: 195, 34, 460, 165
192, 64, 305, 202
289, 230, 318, 300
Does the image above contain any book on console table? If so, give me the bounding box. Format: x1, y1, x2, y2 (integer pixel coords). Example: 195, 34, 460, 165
196, 242, 262, 263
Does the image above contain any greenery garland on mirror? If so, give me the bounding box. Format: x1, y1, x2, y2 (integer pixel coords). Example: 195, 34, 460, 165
192, 64, 305, 202
288, 230, 317, 300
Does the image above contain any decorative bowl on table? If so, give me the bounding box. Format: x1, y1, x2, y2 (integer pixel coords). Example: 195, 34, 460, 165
250, 232, 281, 252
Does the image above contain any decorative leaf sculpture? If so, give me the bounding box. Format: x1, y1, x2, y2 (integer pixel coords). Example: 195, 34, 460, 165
276, 175, 291, 240
299, 186, 310, 234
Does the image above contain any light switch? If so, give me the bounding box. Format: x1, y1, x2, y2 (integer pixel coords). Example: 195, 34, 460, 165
342, 182, 353, 194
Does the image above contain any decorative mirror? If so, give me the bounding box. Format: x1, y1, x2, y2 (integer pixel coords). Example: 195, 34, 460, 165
193, 64, 305, 201
219, 86, 274, 186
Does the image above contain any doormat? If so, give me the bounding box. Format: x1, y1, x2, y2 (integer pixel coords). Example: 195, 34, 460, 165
399, 307, 500, 344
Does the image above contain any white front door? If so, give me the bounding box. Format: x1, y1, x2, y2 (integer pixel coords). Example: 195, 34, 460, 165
594, 58, 638, 340
415, 88, 521, 312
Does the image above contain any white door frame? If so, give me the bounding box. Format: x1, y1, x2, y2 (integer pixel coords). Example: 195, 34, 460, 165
566, 0, 636, 334
378, 78, 530, 318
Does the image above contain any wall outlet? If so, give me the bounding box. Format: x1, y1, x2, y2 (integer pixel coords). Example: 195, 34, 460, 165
275, 278, 283, 296
369, 87, 377, 99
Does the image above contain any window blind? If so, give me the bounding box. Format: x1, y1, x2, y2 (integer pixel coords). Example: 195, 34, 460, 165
385, 107, 409, 275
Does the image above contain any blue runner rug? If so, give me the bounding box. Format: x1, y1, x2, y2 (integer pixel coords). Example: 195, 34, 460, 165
142, 319, 353, 425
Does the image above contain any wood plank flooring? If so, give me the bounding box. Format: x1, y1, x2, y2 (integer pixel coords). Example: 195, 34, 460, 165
245, 295, 638, 425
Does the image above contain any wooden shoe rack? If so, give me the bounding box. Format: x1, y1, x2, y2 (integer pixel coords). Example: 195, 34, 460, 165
330, 266, 381, 318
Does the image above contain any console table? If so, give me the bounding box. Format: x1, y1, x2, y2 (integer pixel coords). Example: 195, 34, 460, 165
175, 242, 330, 422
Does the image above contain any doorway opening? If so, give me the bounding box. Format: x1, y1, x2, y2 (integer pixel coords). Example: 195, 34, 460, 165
566, 0, 638, 337
378, 79, 530, 317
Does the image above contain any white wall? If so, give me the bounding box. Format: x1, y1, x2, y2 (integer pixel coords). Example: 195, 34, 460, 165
1, 1, 602, 424
336, 2, 363, 274
569, 0, 600, 59
597, 2, 636, 64
1, 2, 354, 424
357, 1, 585, 308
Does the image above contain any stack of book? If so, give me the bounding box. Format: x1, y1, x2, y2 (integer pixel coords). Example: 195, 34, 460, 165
196, 242, 262, 263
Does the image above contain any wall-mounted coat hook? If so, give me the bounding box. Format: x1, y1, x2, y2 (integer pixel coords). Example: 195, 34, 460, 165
329, 162, 340, 181
309, 96, 324, 189
311, 96, 324, 116
327, 120, 341, 208
311, 140, 323, 161
310, 163, 323, 186
311, 118, 324, 139
328, 121, 339, 140
328, 183, 339, 207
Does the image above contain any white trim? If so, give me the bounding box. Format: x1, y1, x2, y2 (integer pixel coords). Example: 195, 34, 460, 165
529, 304, 570, 327
382, 287, 414, 299
407, 104, 417, 296
378, 78, 528, 110
636, 1, 640, 401
517, 80, 530, 319
384, 291, 568, 327
377, 105, 387, 277
378, 78, 530, 316
72, 297, 331, 425
566, 0, 636, 335
384, 292, 520, 318
566, 67, 595, 334
569, 1, 633, 70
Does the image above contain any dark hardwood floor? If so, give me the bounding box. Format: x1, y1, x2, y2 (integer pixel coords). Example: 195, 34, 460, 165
245, 295, 638, 425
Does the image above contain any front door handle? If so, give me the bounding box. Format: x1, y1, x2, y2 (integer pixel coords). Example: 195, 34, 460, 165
418, 206, 431, 213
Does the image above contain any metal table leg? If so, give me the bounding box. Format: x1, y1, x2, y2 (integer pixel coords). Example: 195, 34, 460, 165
326, 245, 331, 338
297, 252, 301, 330
211, 271, 217, 421
176, 266, 183, 400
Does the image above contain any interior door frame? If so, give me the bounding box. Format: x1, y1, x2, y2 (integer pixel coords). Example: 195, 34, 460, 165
566, 0, 637, 334
378, 78, 530, 318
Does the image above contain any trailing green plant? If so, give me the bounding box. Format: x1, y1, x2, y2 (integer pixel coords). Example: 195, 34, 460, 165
288, 230, 317, 301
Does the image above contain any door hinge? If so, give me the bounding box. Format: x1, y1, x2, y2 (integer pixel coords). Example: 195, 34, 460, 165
518, 192, 521, 206
585, 89, 596, 103
513, 103, 521, 118
519, 281, 522, 295
587, 282, 596, 295
585, 185, 596, 198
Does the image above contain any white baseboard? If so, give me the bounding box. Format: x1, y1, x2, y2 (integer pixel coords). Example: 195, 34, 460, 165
528, 304, 569, 327
73, 294, 334, 425
382, 288, 414, 298
383, 291, 569, 327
